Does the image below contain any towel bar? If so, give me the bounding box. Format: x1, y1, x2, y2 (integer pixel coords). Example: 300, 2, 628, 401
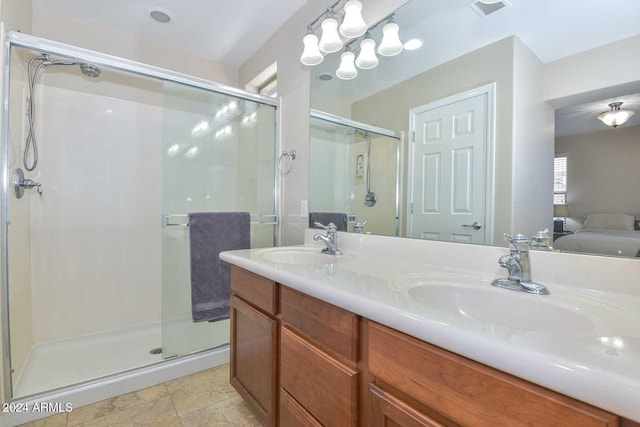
162, 213, 278, 228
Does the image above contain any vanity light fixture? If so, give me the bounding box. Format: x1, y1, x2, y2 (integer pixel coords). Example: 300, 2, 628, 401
596, 102, 636, 128
318, 10, 343, 53
300, 26, 324, 66
378, 17, 403, 57
336, 47, 358, 80
300, 2, 411, 81
339, 0, 367, 38
355, 32, 378, 69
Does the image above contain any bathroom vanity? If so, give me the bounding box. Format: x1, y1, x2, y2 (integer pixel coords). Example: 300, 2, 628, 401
221, 231, 640, 426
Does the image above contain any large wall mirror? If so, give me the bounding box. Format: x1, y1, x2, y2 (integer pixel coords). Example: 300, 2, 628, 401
309, 0, 640, 259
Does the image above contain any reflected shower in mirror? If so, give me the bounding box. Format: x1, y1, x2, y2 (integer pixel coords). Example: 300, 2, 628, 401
308, 0, 640, 259
309, 110, 401, 237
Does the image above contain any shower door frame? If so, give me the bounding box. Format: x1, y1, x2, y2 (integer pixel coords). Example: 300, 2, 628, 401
310, 109, 403, 236
0, 30, 280, 401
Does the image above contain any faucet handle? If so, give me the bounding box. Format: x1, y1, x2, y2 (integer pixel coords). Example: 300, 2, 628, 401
314, 222, 337, 232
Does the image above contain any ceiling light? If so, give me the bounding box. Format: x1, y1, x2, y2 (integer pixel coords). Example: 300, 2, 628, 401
300, 4, 407, 82
149, 10, 171, 23
300, 26, 324, 66
339, 0, 367, 38
403, 38, 423, 51
596, 102, 636, 128
318, 11, 343, 53
336, 48, 358, 80
378, 18, 403, 57
355, 33, 378, 70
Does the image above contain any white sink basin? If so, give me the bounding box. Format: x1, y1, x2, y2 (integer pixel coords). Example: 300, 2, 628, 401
407, 283, 596, 335
255, 247, 347, 265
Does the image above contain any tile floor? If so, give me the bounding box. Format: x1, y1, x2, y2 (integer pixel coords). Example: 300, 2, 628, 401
19, 364, 261, 427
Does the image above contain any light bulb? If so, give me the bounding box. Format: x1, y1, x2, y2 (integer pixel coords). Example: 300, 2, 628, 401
318, 15, 343, 53
300, 31, 323, 66
336, 50, 357, 80
355, 36, 378, 69
378, 19, 403, 57
339, 0, 367, 39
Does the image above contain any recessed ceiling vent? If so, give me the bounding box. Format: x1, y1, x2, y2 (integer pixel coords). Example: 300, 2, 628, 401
468, 0, 510, 17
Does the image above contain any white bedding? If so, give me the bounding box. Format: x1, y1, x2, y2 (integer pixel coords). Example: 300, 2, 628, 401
553, 229, 640, 257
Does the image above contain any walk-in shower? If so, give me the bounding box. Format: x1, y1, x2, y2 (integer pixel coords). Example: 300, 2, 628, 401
1, 31, 279, 422
309, 109, 401, 236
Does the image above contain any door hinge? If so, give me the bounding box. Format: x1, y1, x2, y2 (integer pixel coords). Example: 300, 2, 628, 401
410, 203, 414, 214
412, 131, 415, 142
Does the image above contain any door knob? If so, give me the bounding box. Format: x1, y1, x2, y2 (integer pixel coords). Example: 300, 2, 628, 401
462, 222, 482, 230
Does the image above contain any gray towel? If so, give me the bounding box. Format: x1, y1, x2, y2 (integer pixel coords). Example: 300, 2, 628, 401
309, 212, 348, 231
188, 211, 250, 322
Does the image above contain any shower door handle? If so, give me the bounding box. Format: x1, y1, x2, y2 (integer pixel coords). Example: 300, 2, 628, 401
462, 222, 482, 230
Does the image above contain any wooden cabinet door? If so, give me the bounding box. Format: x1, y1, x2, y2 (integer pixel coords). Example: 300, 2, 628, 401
369, 385, 445, 427
230, 295, 278, 426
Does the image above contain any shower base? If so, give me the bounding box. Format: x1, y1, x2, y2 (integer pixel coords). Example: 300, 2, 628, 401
13, 318, 229, 398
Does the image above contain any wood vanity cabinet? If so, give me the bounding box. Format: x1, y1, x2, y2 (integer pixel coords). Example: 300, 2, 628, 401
230, 267, 278, 427
366, 321, 620, 427
229, 266, 635, 427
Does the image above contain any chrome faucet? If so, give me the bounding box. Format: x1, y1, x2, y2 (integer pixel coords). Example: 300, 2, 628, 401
313, 222, 343, 256
491, 234, 550, 295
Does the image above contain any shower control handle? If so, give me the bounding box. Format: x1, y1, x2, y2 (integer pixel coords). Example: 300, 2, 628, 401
14, 168, 42, 199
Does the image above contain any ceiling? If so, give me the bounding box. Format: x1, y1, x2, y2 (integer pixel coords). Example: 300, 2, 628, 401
31, 0, 308, 67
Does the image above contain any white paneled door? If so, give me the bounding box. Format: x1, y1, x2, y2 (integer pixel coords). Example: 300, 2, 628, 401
408, 86, 494, 244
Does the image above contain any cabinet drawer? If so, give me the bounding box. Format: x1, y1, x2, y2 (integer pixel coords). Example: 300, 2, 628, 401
280, 388, 323, 427
369, 384, 445, 427
281, 326, 358, 427
368, 322, 618, 427
280, 286, 358, 363
231, 266, 277, 315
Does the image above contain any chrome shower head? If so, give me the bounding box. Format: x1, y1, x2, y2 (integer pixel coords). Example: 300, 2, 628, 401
80, 63, 101, 78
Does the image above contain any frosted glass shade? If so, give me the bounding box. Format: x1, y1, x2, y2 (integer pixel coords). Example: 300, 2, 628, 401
378, 21, 403, 57
319, 17, 343, 53
336, 51, 357, 80
300, 33, 323, 66
339, 0, 367, 38
597, 103, 636, 127
356, 37, 378, 69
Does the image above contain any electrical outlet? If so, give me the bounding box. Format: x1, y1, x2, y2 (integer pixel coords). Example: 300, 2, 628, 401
300, 200, 308, 217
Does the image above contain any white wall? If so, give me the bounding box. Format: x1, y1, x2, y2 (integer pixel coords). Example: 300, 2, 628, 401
545, 34, 640, 107
30, 83, 162, 342
511, 37, 555, 238
555, 125, 640, 228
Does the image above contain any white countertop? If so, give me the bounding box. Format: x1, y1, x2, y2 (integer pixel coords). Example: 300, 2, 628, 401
220, 231, 640, 421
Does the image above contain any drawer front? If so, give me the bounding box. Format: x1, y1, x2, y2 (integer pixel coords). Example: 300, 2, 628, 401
369, 384, 445, 427
281, 326, 358, 427
280, 286, 358, 363
230, 266, 277, 315
280, 388, 323, 427
368, 322, 618, 427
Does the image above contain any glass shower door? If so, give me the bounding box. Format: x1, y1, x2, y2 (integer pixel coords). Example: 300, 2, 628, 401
160, 81, 276, 358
